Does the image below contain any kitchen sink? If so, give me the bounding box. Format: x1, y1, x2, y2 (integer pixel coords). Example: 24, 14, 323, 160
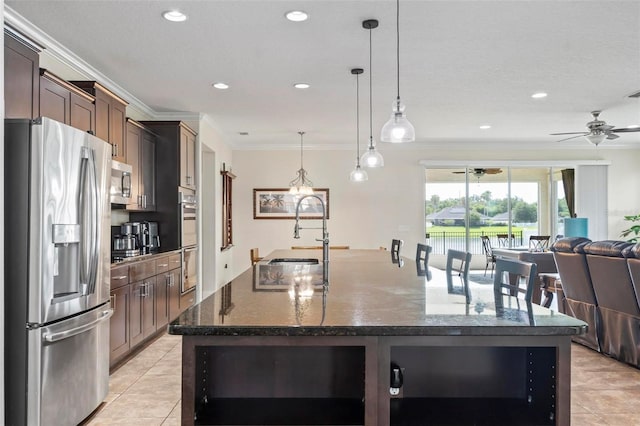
268, 258, 319, 265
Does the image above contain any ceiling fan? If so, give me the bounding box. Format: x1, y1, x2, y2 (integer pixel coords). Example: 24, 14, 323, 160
452, 168, 503, 179
550, 110, 640, 146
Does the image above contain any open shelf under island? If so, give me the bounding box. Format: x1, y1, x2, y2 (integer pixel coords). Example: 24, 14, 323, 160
169, 249, 586, 426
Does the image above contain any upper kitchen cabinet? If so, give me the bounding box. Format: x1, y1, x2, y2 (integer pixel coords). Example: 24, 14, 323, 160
39, 69, 96, 134
70, 80, 128, 162
141, 121, 198, 190
126, 119, 156, 211
4, 29, 41, 119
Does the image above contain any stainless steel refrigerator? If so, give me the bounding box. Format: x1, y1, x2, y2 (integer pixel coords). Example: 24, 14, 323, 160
5, 117, 113, 425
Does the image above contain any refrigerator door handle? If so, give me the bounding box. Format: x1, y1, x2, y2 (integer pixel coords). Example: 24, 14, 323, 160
78, 147, 100, 294
42, 309, 113, 343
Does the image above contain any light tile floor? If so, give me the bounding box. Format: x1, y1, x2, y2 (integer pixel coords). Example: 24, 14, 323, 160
85, 332, 640, 425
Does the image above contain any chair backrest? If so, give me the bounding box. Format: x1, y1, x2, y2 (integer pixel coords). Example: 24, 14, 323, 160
415, 243, 432, 265
497, 233, 515, 247
529, 235, 551, 252
480, 236, 493, 257
446, 249, 472, 302
250, 248, 262, 265
391, 239, 403, 255
493, 257, 537, 304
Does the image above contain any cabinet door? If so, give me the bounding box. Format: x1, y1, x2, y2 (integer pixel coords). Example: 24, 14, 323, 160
168, 269, 182, 321
70, 91, 95, 134
4, 35, 40, 119
156, 272, 169, 330
140, 130, 156, 211
186, 131, 197, 189
126, 123, 141, 210
111, 99, 127, 162
109, 285, 131, 366
180, 129, 189, 188
130, 281, 145, 348
39, 75, 69, 124
142, 277, 157, 339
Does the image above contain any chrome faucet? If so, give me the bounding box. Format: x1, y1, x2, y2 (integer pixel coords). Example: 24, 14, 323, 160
293, 195, 329, 288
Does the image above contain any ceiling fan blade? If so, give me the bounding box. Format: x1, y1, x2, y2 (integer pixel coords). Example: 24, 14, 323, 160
611, 127, 640, 133
607, 133, 620, 140
452, 171, 466, 174
598, 125, 615, 131
550, 132, 588, 136
484, 168, 503, 174
555, 134, 586, 142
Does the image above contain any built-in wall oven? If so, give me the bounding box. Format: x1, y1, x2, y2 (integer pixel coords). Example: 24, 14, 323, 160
180, 188, 197, 247
182, 245, 198, 294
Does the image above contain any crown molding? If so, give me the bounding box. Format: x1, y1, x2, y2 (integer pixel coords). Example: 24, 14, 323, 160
3, 5, 188, 122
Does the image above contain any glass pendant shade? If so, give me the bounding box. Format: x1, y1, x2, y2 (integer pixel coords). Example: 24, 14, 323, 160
349, 163, 368, 182
584, 133, 607, 146
381, 98, 415, 143
361, 138, 384, 168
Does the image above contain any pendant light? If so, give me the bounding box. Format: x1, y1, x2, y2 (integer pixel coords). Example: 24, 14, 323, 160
360, 19, 384, 168
349, 68, 368, 182
289, 131, 314, 195
380, 0, 415, 143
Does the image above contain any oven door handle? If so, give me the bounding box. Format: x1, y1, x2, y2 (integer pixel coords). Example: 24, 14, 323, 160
42, 309, 113, 343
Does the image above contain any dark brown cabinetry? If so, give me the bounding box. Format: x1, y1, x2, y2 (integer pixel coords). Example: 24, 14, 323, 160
140, 120, 197, 189
39, 69, 96, 134
109, 264, 131, 365
70, 80, 128, 162
126, 119, 156, 211
4, 30, 41, 119
109, 253, 183, 368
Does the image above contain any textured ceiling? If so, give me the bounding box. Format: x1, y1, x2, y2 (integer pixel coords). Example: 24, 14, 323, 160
6, 0, 640, 150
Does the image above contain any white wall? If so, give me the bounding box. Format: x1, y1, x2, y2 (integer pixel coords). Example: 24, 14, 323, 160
231, 146, 640, 277
198, 116, 234, 297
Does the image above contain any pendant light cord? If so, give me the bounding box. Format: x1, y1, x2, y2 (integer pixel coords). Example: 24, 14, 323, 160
369, 26, 373, 143
396, 0, 400, 100
356, 73, 360, 162
299, 131, 304, 169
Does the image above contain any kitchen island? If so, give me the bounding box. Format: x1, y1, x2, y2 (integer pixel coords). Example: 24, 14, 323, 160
169, 249, 586, 426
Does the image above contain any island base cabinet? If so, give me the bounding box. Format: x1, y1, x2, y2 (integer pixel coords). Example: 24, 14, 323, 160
179, 335, 571, 426
182, 337, 374, 426
387, 345, 557, 426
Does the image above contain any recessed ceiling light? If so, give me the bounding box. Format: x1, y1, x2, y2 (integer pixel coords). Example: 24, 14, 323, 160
531, 92, 548, 99
294, 83, 310, 89
162, 10, 188, 22
479, 125, 491, 130
285, 10, 308, 22
212, 82, 229, 90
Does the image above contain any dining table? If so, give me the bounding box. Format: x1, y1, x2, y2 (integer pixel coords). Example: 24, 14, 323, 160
492, 247, 559, 307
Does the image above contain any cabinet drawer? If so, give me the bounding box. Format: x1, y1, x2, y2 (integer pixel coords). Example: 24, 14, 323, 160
156, 256, 170, 274
110, 265, 130, 290
129, 259, 156, 282
169, 253, 182, 270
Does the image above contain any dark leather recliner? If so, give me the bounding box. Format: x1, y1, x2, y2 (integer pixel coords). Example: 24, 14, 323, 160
551, 237, 601, 351
583, 240, 638, 365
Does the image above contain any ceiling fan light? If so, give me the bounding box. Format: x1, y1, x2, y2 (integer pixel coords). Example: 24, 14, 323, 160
381, 99, 415, 143
584, 133, 607, 146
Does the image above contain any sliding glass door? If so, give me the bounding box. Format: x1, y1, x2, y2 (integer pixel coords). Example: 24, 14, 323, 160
425, 166, 568, 256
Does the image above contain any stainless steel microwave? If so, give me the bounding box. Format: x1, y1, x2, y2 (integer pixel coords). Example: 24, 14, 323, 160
110, 160, 132, 205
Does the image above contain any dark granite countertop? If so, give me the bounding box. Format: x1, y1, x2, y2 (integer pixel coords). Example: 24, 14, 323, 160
169, 249, 586, 337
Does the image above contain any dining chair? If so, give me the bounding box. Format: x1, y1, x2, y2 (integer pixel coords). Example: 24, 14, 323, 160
529, 235, 551, 252
493, 257, 538, 305
446, 249, 472, 303
493, 258, 538, 321
496, 233, 515, 247
250, 248, 263, 265
480, 236, 496, 277
391, 239, 404, 264
415, 243, 432, 278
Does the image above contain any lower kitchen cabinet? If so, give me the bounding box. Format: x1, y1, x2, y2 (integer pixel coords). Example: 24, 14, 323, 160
109, 252, 183, 368
130, 276, 157, 348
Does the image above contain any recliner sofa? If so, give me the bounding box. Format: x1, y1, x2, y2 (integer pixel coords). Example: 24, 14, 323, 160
552, 238, 640, 367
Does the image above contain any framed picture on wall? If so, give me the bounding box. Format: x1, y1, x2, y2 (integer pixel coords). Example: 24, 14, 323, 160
253, 188, 330, 219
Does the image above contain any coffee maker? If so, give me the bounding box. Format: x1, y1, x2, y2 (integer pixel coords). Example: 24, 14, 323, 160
111, 222, 142, 261
145, 221, 160, 252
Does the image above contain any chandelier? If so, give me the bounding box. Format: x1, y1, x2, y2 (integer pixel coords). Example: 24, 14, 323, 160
289, 131, 314, 195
